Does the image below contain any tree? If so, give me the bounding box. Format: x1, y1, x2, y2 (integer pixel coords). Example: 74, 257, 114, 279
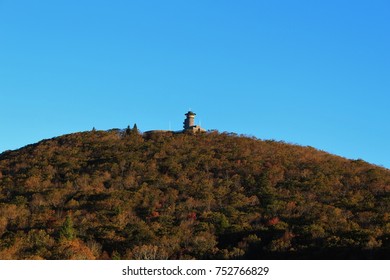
125, 125, 131, 136
132, 123, 139, 134
59, 215, 75, 240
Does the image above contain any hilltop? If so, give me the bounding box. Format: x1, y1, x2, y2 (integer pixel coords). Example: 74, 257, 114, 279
0, 129, 389, 259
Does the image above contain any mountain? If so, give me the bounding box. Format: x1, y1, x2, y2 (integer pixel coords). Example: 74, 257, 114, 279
0, 129, 389, 259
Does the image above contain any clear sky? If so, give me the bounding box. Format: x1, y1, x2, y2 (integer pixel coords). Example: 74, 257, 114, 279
0, 0, 389, 168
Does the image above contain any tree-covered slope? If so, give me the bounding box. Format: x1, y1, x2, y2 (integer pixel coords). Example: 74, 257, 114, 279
0, 130, 389, 259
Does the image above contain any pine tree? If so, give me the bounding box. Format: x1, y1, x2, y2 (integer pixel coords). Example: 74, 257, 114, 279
125, 125, 131, 136
59, 215, 75, 240
132, 123, 139, 134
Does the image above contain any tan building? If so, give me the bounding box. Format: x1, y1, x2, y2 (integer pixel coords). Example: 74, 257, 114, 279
183, 111, 205, 133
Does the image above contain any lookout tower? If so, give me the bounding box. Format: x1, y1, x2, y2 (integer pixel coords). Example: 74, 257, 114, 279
183, 111, 196, 129
183, 111, 205, 133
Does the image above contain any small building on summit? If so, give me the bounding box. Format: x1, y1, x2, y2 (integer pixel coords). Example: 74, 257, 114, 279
183, 111, 205, 133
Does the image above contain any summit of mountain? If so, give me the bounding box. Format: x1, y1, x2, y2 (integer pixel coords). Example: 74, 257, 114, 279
0, 129, 389, 259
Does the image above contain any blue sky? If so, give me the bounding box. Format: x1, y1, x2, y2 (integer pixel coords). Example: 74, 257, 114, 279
0, 0, 389, 168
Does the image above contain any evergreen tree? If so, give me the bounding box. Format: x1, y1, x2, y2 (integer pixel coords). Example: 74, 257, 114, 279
132, 123, 139, 134
125, 125, 131, 136
59, 215, 75, 240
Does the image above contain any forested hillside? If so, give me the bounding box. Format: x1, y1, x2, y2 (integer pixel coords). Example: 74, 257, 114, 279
0, 130, 389, 259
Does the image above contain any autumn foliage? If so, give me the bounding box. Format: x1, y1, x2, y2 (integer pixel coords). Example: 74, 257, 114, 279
0, 129, 389, 259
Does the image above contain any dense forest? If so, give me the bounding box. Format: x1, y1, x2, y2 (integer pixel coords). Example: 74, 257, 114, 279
0, 129, 389, 259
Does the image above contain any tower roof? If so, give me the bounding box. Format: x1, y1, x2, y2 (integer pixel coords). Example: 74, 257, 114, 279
185, 111, 196, 116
